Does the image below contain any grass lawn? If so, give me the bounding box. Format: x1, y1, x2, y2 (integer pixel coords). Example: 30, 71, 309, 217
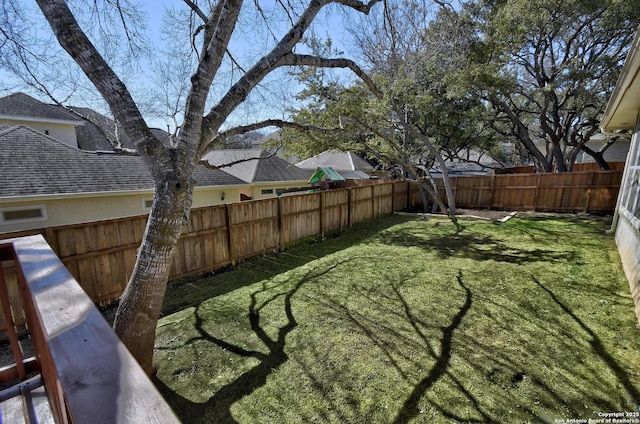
153, 213, 640, 423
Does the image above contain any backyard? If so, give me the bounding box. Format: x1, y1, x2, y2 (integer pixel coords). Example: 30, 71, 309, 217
153, 213, 640, 423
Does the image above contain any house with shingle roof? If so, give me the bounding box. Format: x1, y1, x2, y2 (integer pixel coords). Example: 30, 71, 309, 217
0, 92, 86, 148
295, 150, 375, 179
201, 149, 312, 200
0, 124, 245, 233
52, 104, 135, 151
0, 92, 171, 151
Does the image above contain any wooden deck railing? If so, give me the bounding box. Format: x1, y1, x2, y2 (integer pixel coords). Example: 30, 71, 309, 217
0, 235, 179, 423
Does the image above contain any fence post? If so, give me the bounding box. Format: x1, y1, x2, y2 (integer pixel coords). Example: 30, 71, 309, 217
348, 188, 353, 227
453, 177, 458, 206
584, 172, 595, 213
533, 173, 542, 211
371, 185, 376, 219
338, 190, 344, 232
488, 174, 496, 210
44, 227, 59, 255
319, 192, 325, 238
278, 197, 286, 251
225, 204, 236, 266
391, 182, 396, 213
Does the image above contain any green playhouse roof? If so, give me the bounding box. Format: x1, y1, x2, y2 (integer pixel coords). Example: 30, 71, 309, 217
308, 166, 346, 183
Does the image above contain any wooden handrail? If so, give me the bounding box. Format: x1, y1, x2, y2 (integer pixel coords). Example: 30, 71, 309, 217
0, 235, 180, 424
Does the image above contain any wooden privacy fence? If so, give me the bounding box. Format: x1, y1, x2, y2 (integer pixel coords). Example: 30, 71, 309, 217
495, 161, 626, 174
427, 170, 622, 213
0, 182, 410, 319
0, 169, 621, 328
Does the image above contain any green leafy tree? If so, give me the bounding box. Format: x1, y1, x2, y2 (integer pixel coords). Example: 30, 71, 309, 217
454, 0, 640, 171
283, 4, 501, 215
283, 44, 461, 214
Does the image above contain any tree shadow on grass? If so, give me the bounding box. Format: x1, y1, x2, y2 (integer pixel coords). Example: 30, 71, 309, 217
531, 277, 640, 405
154, 259, 354, 424
292, 270, 495, 422
377, 227, 577, 264
291, 267, 638, 422
161, 215, 411, 316
391, 271, 474, 423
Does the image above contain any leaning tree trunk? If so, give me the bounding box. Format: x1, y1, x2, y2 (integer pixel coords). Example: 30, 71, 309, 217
113, 181, 193, 374
550, 141, 567, 172
398, 123, 457, 216
580, 144, 611, 171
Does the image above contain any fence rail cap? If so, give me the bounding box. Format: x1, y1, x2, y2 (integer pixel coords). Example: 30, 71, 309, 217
7, 234, 180, 423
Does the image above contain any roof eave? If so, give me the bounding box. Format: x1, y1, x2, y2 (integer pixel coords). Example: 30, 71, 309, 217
0, 114, 85, 126
0, 184, 248, 202
601, 25, 640, 132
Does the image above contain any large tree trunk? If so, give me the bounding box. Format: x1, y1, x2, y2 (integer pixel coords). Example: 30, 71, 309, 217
113, 181, 193, 373
550, 141, 567, 172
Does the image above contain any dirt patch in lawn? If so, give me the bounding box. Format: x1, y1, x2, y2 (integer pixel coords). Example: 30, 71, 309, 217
399, 208, 517, 222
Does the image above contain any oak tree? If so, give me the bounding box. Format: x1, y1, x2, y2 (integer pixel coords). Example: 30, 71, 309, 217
453, 0, 640, 171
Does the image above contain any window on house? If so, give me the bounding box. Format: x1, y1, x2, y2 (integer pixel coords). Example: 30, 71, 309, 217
0, 206, 47, 224
142, 198, 154, 211
621, 134, 640, 219
261, 189, 274, 195
629, 169, 640, 219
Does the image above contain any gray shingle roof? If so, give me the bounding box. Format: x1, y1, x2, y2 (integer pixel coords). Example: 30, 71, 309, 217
54, 106, 173, 151
202, 149, 312, 183
0, 92, 83, 123
65, 107, 172, 151
59, 105, 130, 151
296, 150, 373, 172
0, 125, 243, 197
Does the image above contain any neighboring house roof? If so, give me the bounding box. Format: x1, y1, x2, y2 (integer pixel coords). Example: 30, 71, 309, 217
202, 149, 312, 183
341, 170, 372, 179
58, 105, 133, 151
296, 150, 374, 173
54, 105, 173, 151
577, 134, 631, 163
430, 161, 489, 177
601, 26, 640, 132
0, 93, 172, 151
0, 125, 243, 197
0, 92, 83, 125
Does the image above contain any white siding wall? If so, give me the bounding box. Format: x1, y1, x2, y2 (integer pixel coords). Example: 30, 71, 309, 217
0, 187, 241, 233
0, 118, 79, 148
615, 117, 640, 323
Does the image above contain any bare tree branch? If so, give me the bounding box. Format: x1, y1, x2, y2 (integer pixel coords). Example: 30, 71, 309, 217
199, 150, 280, 170
182, 0, 208, 22
219, 119, 339, 139
281, 53, 383, 98
35, 0, 161, 160
202, 0, 382, 146
202, 119, 340, 155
